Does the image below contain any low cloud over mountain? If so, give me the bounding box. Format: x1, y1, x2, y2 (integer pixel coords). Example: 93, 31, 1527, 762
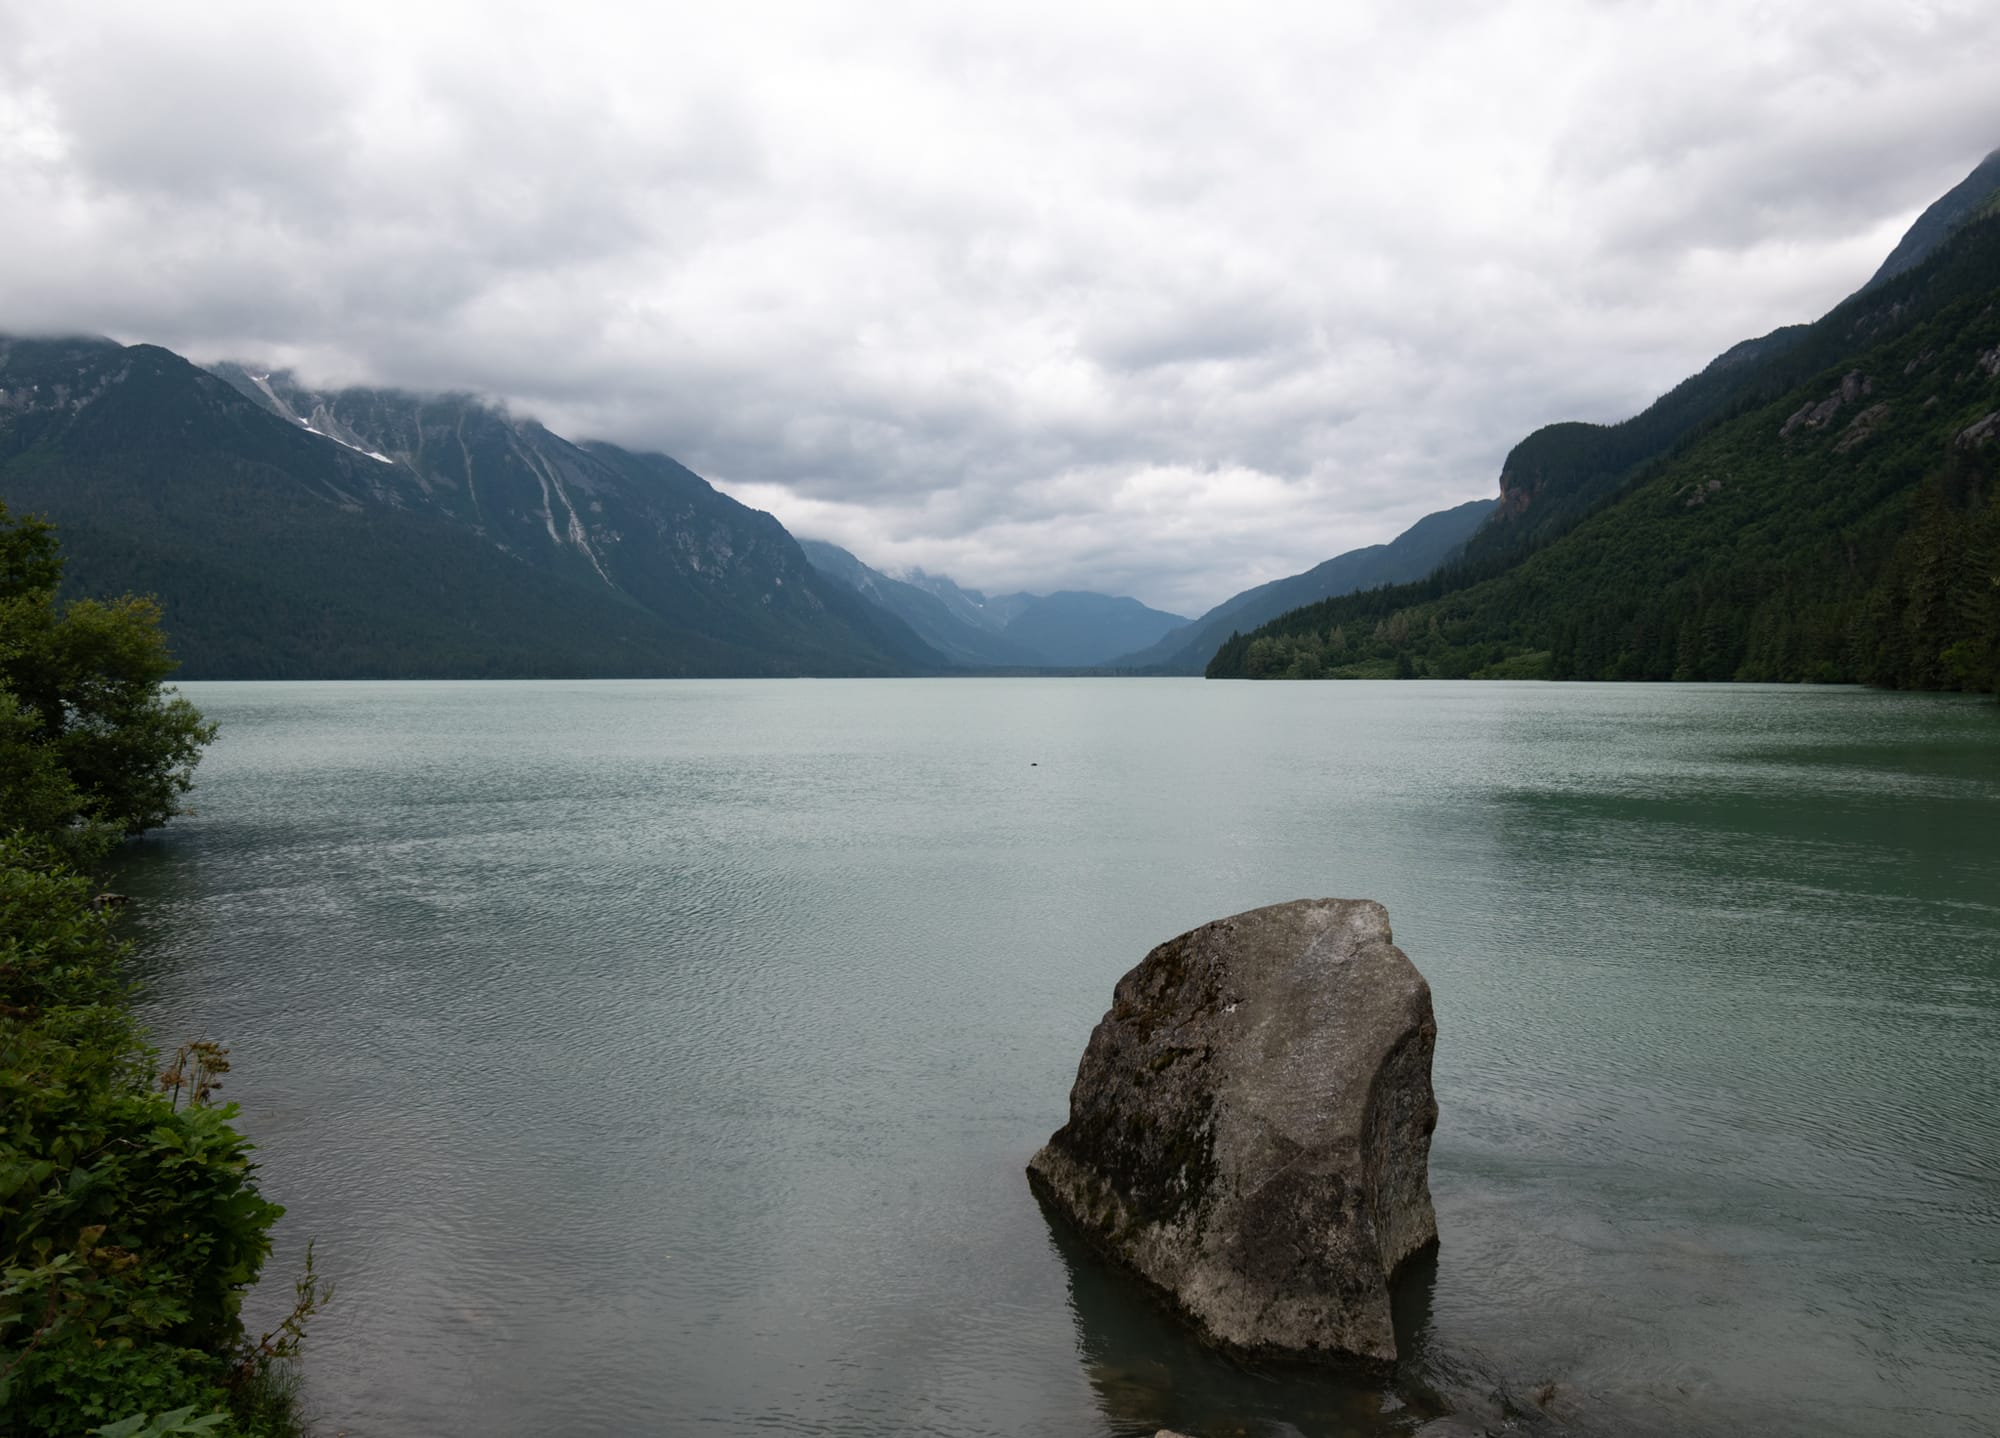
2, 0, 1995, 613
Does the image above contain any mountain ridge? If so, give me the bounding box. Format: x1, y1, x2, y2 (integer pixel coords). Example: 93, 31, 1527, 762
0, 337, 949, 677
1110, 497, 1497, 673
801, 541, 1188, 668
1207, 148, 2000, 692
797, 540, 1053, 668
997, 590, 1187, 667
1864, 147, 2000, 292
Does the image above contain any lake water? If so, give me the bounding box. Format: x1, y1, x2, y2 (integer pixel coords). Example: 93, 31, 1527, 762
114, 680, 2000, 1438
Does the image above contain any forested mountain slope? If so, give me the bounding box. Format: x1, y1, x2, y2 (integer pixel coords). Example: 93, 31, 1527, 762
1112, 497, 1496, 673
1451, 148, 2000, 578
0, 338, 943, 677
1864, 147, 2000, 292
1211, 207, 2000, 691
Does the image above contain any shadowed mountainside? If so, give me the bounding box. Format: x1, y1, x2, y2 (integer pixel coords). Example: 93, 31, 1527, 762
1210, 151, 2000, 690
1111, 498, 1497, 674
0, 339, 945, 677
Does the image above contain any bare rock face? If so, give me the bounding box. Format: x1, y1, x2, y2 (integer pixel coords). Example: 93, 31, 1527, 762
1959, 410, 2000, 449
1027, 898, 1439, 1368
1780, 372, 1874, 439
1835, 402, 1892, 453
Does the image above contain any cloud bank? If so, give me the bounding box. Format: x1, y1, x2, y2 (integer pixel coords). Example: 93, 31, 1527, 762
3, 0, 1995, 612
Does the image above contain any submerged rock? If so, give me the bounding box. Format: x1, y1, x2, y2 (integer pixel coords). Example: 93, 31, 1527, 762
1027, 898, 1439, 1367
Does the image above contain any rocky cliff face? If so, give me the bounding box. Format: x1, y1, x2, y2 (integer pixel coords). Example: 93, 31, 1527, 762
209, 366, 831, 618
1028, 899, 1439, 1368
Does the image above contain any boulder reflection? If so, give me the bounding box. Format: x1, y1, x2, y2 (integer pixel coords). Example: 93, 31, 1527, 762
1039, 1191, 1452, 1437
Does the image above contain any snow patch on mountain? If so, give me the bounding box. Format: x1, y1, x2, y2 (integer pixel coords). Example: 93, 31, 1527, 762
249, 372, 392, 463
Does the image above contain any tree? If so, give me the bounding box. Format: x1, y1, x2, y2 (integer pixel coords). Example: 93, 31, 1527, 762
0, 502, 214, 852
1, 515, 312, 1434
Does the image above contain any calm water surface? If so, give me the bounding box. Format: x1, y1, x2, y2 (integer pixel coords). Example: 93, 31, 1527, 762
116, 680, 2000, 1437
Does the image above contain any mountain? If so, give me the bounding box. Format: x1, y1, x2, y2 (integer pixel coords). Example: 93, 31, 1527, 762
993, 591, 1188, 666
977, 590, 1040, 629
1451, 321, 1812, 571
1450, 152, 2000, 580
797, 539, 1049, 668
896, 569, 1037, 632
1209, 150, 2000, 693
0, 338, 945, 677
1863, 147, 2000, 291
1110, 497, 1497, 673
804, 544, 1188, 668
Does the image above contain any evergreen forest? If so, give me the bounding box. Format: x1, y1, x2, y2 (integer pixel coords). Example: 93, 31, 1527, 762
1208, 210, 2000, 694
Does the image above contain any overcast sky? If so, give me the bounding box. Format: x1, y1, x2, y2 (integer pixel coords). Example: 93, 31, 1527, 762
3, 1, 1996, 614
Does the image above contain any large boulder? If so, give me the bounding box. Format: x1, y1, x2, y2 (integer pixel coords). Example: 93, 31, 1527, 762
1027, 898, 1439, 1367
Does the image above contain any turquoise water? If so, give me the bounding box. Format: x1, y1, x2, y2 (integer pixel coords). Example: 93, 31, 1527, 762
115, 680, 2000, 1437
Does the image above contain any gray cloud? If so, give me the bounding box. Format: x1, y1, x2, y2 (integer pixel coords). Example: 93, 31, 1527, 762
3, 0, 1996, 614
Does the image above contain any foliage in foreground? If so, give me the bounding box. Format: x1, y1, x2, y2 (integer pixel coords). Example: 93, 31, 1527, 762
1, 502, 215, 860
0, 842, 321, 1436
2, 504, 315, 1435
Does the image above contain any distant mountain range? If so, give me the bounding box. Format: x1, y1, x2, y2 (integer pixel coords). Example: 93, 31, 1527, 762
798, 540, 1186, 668
1210, 146, 2000, 694
795, 540, 1050, 668
998, 590, 1188, 666
899, 569, 1038, 632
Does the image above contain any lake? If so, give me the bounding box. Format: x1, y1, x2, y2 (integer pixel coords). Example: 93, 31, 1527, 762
114, 679, 2000, 1437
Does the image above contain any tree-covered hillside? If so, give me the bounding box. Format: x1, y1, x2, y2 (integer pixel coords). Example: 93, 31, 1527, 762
1210, 211, 2000, 693
1458, 150, 2000, 575
1111, 497, 1496, 674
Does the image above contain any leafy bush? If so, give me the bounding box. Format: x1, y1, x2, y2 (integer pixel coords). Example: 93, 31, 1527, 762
2, 507, 313, 1435
0, 502, 214, 856
0, 839, 307, 1436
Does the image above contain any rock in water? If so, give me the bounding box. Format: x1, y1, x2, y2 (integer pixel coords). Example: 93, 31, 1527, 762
1027, 898, 1439, 1366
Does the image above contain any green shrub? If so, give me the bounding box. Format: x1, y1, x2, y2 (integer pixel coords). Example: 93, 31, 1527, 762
0, 840, 290, 1436
3, 507, 312, 1436
0, 502, 215, 854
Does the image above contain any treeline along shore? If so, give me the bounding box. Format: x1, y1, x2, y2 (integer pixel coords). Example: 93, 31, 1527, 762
1, 500, 318, 1438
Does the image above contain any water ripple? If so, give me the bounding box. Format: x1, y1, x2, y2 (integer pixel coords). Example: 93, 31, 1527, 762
115, 679, 2000, 1438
